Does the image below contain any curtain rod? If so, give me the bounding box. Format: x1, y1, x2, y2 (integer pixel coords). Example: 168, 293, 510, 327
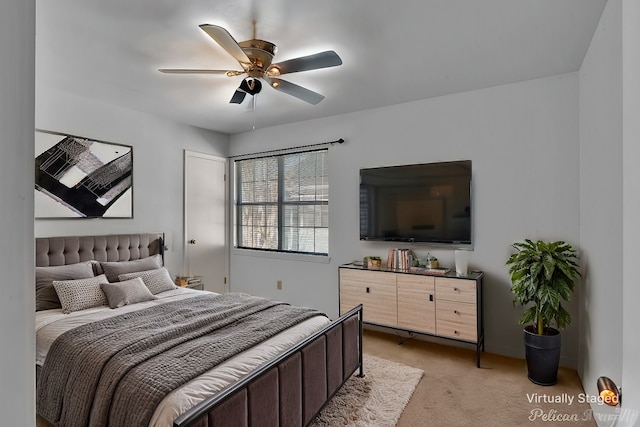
228, 138, 344, 159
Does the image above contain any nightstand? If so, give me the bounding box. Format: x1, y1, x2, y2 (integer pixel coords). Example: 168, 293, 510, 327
175, 275, 204, 290
185, 282, 204, 291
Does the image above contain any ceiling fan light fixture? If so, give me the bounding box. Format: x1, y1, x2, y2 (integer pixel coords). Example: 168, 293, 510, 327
267, 66, 281, 77
240, 77, 262, 95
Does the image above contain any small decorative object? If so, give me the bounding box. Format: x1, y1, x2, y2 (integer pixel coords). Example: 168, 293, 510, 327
367, 256, 382, 268
175, 275, 203, 287
175, 276, 189, 287
425, 253, 438, 269
455, 249, 469, 276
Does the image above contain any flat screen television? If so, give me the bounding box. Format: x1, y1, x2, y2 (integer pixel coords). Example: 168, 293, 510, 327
359, 160, 472, 246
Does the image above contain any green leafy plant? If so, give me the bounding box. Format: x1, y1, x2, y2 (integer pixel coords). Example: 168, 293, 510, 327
506, 240, 581, 335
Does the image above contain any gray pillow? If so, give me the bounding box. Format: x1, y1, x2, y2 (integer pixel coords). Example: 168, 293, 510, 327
118, 267, 177, 295
53, 274, 109, 314
35, 262, 95, 311
99, 254, 162, 282
100, 277, 157, 308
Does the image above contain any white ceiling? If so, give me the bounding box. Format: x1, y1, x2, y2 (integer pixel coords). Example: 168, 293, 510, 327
36, 0, 606, 135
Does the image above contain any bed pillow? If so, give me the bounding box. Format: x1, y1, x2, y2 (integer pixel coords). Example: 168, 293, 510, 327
52, 274, 109, 314
99, 254, 163, 282
118, 267, 177, 295
100, 277, 157, 309
35, 262, 95, 311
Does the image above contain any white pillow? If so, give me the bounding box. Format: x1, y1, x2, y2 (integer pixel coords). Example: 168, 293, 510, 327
118, 267, 177, 295
53, 274, 109, 314
100, 277, 157, 308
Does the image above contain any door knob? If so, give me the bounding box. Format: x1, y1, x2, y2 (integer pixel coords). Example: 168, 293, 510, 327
188, 239, 196, 245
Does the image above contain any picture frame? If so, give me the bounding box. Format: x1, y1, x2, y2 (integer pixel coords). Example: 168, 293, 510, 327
35, 129, 133, 219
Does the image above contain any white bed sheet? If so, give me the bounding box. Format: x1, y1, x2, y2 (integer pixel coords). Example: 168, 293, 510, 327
35, 288, 330, 427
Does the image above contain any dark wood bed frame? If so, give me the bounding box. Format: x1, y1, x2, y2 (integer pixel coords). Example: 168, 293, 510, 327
35, 233, 363, 427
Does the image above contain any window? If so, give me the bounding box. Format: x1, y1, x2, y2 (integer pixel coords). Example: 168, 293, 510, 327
234, 149, 328, 255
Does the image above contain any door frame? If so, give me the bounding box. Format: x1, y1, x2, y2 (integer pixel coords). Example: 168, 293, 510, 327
183, 149, 229, 292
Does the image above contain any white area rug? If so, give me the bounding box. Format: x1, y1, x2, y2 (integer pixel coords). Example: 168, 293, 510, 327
310, 354, 424, 427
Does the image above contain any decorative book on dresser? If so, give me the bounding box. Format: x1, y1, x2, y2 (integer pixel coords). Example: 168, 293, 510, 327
339, 263, 484, 367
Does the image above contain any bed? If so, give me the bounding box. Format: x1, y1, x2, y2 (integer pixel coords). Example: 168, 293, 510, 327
35, 233, 363, 427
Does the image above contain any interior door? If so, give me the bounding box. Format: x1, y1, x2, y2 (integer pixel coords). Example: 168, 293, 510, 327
184, 150, 227, 293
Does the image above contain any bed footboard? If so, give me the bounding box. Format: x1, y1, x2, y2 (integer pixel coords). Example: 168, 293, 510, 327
173, 304, 364, 427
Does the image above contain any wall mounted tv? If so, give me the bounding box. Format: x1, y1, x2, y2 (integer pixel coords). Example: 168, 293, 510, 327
360, 160, 472, 246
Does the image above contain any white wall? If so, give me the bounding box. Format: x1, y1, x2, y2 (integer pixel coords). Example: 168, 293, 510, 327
578, 2, 640, 424
35, 86, 230, 277
578, 1, 627, 424
621, 0, 640, 423
229, 73, 581, 366
0, 0, 35, 425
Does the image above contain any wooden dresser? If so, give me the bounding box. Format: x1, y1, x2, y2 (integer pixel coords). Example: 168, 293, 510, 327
339, 264, 484, 367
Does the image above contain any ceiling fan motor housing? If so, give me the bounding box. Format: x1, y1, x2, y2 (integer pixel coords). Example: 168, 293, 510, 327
239, 39, 277, 77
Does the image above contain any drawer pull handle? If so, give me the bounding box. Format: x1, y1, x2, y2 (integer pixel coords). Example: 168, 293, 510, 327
454, 310, 458, 314
454, 330, 459, 335
453, 287, 459, 291
366, 287, 370, 293
429, 294, 433, 302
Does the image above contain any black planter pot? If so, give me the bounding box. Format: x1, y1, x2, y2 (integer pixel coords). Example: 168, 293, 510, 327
524, 325, 561, 386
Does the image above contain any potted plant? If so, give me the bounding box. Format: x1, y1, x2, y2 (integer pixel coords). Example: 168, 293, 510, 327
425, 253, 439, 269
506, 239, 580, 385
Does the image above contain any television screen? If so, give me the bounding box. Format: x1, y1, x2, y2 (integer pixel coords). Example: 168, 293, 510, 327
359, 160, 472, 245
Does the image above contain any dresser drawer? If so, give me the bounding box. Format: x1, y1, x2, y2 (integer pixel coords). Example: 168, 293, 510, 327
435, 277, 476, 304
340, 268, 396, 289
397, 274, 435, 334
435, 299, 477, 341
339, 269, 397, 325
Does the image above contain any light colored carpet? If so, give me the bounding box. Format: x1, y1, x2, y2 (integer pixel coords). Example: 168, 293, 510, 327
363, 329, 596, 427
310, 353, 424, 427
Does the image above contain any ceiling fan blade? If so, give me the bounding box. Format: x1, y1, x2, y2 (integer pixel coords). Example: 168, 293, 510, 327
266, 77, 325, 105
230, 89, 247, 104
270, 50, 342, 75
158, 69, 237, 75
199, 24, 251, 66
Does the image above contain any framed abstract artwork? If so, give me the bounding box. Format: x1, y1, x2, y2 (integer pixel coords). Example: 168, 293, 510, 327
35, 129, 133, 218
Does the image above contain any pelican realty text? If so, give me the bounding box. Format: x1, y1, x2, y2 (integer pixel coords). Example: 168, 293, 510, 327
527, 392, 612, 406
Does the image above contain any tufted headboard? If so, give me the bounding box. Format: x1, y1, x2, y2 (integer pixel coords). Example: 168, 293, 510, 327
35, 233, 164, 267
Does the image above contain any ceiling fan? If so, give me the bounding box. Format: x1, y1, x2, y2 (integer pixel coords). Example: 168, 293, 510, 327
159, 21, 342, 105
